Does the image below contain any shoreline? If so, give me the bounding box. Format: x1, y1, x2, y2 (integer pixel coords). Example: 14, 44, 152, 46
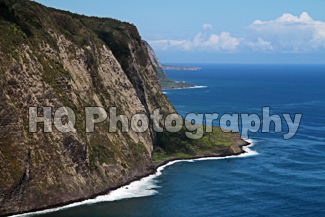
162, 85, 207, 91
153, 140, 250, 168
10, 140, 254, 217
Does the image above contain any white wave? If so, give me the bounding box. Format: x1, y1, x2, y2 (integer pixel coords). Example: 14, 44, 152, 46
168, 85, 207, 90
14, 139, 258, 217
190, 86, 207, 89
161, 86, 207, 91
13, 174, 161, 217
189, 139, 258, 161
162, 92, 168, 94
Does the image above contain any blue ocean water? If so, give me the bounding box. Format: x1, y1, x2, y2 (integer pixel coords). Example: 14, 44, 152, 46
29, 64, 325, 217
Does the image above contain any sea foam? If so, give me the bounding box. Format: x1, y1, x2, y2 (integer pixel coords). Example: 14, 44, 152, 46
162, 85, 208, 91
180, 85, 208, 89
13, 139, 258, 217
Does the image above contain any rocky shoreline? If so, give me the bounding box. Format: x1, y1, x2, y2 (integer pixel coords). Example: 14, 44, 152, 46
6, 140, 250, 217
0, 1, 250, 216
162, 85, 207, 90
154, 140, 250, 168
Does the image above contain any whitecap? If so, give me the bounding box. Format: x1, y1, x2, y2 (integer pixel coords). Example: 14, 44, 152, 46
189, 86, 207, 89
169, 86, 208, 90
14, 139, 258, 216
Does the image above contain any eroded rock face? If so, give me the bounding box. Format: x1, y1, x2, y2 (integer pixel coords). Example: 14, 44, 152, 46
143, 40, 194, 89
0, 1, 247, 215
0, 0, 175, 215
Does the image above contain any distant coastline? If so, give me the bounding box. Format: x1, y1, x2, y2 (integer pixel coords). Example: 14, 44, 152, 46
162, 85, 207, 90
143, 41, 195, 89
162, 65, 201, 71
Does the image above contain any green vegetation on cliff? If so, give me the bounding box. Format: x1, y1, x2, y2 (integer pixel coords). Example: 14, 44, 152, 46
0, 0, 247, 215
0, 0, 171, 214
153, 126, 246, 162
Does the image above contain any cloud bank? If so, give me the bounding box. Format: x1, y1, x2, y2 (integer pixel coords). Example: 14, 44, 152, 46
149, 24, 240, 52
148, 12, 325, 53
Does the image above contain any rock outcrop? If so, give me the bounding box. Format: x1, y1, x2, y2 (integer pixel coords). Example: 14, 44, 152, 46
0, 0, 247, 215
0, 0, 175, 215
143, 40, 194, 89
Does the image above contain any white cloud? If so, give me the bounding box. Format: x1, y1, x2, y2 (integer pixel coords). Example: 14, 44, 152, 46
148, 31, 239, 52
248, 12, 325, 52
247, 38, 273, 51
148, 24, 240, 52
203, 23, 213, 30
148, 40, 187, 50
203, 32, 240, 50
148, 12, 325, 53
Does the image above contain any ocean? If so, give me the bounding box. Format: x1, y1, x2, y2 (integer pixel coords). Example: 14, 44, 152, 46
21, 64, 325, 217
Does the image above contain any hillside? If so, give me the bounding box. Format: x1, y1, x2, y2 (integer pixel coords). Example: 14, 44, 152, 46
0, 0, 247, 215
143, 41, 194, 89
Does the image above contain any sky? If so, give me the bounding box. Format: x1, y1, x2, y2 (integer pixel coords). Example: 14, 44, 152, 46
34, 0, 325, 64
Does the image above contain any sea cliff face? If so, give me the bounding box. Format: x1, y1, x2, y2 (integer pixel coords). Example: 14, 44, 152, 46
143, 41, 194, 89
0, 0, 175, 215
0, 0, 247, 216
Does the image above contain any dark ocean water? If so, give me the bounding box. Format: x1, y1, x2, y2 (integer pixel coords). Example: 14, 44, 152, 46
27, 64, 325, 217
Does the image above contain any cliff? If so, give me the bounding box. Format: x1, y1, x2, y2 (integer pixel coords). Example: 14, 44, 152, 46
0, 0, 247, 215
143, 41, 194, 89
